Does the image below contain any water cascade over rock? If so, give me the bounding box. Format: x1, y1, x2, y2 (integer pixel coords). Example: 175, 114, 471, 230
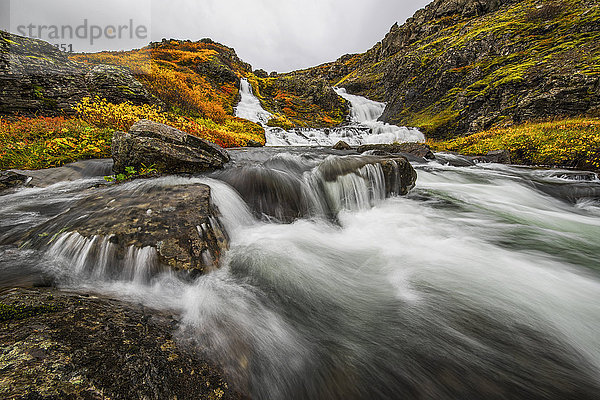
235, 79, 425, 146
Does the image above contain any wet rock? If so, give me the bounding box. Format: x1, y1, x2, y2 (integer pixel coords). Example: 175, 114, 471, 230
112, 119, 230, 174
435, 152, 477, 167
0, 171, 29, 193
357, 143, 436, 160
28, 182, 229, 276
317, 155, 417, 196
333, 140, 352, 150
246, 139, 264, 148
0, 288, 245, 400
11, 159, 113, 187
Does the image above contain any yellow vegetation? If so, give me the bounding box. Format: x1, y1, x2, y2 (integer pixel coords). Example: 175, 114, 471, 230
429, 117, 600, 169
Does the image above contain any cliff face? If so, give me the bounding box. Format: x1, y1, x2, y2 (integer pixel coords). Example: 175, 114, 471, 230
317, 0, 600, 138
0, 31, 156, 116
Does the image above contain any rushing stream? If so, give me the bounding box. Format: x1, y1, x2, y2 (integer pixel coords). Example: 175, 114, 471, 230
2, 149, 600, 399
2, 85, 600, 399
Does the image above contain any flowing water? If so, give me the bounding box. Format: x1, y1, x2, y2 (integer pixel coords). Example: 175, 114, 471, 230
1, 149, 600, 399
2, 85, 600, 398
235, 79, 424, 146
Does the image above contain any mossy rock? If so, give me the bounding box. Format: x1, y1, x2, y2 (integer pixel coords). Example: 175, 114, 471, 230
0, 288, 246, 400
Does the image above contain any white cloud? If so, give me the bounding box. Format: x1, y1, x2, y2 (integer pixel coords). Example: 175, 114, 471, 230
152, 0, 431, 71
2, 0, 431, 72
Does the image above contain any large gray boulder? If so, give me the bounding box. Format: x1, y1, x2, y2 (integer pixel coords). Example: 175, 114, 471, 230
112, 119, 230, 174
26, 182, 229, 277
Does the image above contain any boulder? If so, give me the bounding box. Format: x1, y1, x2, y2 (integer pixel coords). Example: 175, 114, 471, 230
333, 140, 352, 150
0, 171, 29, 193
112, 119, 230, 174
318, 155, 417, 196
485, 149, 512, 164
0, 288, 245, 400
357, 143, 435, 160
27, 182, 229, 277
246, 139, 264, 148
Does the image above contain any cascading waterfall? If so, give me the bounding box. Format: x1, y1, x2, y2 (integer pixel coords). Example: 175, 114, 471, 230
215, 152, 406, 221
234, 79, 274, 125
46, 231, 164, 284
2, 151, 600, 399
333, 87, 425, 144
234, 78, 425, 146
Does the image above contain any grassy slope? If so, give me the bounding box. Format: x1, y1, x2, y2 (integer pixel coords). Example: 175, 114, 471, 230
430, 117, 600, 170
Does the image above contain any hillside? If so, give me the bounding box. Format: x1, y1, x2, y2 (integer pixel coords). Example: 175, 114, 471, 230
72, 40, 349, 130
302, 0, 600, 139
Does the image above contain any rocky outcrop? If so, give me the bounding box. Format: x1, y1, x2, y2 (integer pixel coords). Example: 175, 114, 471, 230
112, 119, 230, 174
28, 182, 229, 276
0, 31, 157, 116
333, 140, 352, 150
0, 288, 244, 400
357, 143, 436, 160
0, 171, 29, 193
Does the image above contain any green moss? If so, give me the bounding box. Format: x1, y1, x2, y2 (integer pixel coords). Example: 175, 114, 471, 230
32, 84, 44, 99
404, 106, 460, 136
0, 302, 61, 322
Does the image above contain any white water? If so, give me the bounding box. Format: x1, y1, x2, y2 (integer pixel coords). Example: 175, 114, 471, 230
234, 79, 424, 146
234, 79, 274, 125
2, 155, 600, 399
333, 87, 425, 144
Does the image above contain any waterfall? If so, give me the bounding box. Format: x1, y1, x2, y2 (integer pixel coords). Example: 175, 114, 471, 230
46, 232, 165, 284
234, 79, 425, 146
234, 79, 273, 125
215, 153, 409, 222
334, 87, 426, 144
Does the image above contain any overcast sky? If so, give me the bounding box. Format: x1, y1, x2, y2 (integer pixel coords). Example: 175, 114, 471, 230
3, 0, 431, 72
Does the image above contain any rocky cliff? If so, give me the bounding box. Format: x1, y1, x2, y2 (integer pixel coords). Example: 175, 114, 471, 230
0, 31, 157, 116
308, 0, 600, 138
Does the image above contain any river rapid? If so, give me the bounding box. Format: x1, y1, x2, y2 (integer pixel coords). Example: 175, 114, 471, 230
1, 147, 600, 399
1, 84, 600, 399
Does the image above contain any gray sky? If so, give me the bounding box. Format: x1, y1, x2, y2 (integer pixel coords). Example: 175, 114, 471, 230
3, 0, 431, 72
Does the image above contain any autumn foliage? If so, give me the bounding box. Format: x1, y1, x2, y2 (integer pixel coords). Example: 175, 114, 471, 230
74, 97, 265, 149
429, 118, 600, 170
0, 116, 113, 170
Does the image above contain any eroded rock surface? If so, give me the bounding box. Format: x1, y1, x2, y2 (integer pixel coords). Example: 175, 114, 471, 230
0, 288, 245, 400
